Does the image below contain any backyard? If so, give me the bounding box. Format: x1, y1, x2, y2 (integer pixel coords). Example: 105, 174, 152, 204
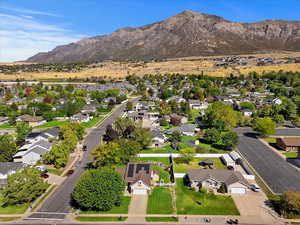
147, 187, 174, 214
175, 179, 239, 215
173, 158, 226, 173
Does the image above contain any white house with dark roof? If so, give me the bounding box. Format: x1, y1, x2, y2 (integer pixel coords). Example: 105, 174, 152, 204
186, 169, 251, 194
0, 162, 24, 187
150, 129, 167, 148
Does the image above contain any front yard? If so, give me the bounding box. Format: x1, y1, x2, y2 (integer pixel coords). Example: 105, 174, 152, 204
35, 120, 70, 128
81, 117, 103, 128
175, 179, 239, 215
147, 187, 174, 214
0, 196, 28, 214
79, 196, 131, 214
173, 158, 226, 173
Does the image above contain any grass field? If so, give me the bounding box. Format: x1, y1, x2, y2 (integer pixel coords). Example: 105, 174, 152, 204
81, 117, 103, 128
147, 187, 174, 214
145, 217, 178, 222
0, 217, 20, 221
2, 53, 300, 80
141, 145, 178, 153
176, 179, 239, 215
35, 120, 70, 128
75, 216, 127, 221
79, 196, 131, 214
173, 158, 226, 173
0, 196, 28, 214
0, 123, 14, 129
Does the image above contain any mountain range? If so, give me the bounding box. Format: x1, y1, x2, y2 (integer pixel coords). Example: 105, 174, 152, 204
26, 10, 300, 64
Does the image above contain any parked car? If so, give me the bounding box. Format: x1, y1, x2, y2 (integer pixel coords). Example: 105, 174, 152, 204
75, 161, 81, 167
66, 169, 74, 176
251, 184, 261, 192
41, 173, 49, 179
82, 145, 87, 151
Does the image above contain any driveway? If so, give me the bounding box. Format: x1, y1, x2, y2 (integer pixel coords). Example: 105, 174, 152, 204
232, 192, 279, 225
234, 128, 300, 194
127, 195, 148, 223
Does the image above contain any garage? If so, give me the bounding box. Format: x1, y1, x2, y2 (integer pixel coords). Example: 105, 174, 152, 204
132, 189, 147, 195
230, 187, 246, 194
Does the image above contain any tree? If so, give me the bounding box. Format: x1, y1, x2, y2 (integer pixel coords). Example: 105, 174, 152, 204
103, 125, 119, 142
72, 168, 124, 211
114, 117, 134, 137
159, 101, 171, 115
204, 102, 238, 130
222, 132, 239, 150
118, 139, 141, 163
292, 116, 300, 127
217, 183, 227, 193
2, 168, 48, 206
253, 117, 276, 137
169, 131, 181, 150
133, 127, 153, 149
0, 135, 17, 162
125, 101, 133, 111
203, 128, 221, 144
43, 142, 69, 168
273, 114, 285, 124
16, 122, 32, 143
92, 142, 122, 167
240, 102, 255, 111
179, 147, 196, 164
280, 191, 300, 216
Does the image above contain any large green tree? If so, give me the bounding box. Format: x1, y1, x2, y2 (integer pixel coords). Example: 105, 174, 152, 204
133, 127, 153, 149
72, 168, 124, 211
253, 117, 276, 137
92, 142, 122, 167
222, 132, 239, 150
2, 168, 48, 206
0, 134, 18, 162
16, 122, 32, 143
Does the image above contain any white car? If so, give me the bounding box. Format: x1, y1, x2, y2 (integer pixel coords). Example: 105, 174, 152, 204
251, 184, 261, 192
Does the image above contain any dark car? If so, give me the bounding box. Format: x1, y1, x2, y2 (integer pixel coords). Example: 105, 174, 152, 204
41, 173, 49, 179
66, 169, 74, 176
82, 145, 87, 151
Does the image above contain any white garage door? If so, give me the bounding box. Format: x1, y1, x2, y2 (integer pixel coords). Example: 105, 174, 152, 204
132, 189, 147, 195
230, 188, 246, 194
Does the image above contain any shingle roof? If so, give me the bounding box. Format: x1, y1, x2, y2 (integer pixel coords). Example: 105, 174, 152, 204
279, 138, 300, 147
187, 169, 250, 187
122, 162, 156, 186
0, 162, 24, 175
18, 114, 44, 122
45, 127, 60, 138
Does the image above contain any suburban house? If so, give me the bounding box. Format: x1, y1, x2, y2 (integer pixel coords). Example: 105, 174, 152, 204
127, 111, 160, 128
134, 102, 149, 111
169, 114, 188, 125
167, 96, 186, 103
266, 97, 282, 105
276, 138, 300, 152
241, 109, 253, 117
25, 127, 60, 143
189, 100, 209, 110
117, 162, 159, 195
81, 104, 100, 115
0, 162, 25, 187
16, 114, 46, 127
167, 124, 198, 136
70, 113, 90, 123
186, 169, 251, 194
150, 129, 167, 148
13, 140, 52, 165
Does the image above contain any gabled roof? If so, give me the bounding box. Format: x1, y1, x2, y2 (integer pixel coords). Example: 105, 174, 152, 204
168, 124, 197, 133
278, 138, 300, 147
151, 129, 165, 139
44, 127, 60, 138
122, 162, 156, 186
187, 169, 250, 187
17, 114, 44, 122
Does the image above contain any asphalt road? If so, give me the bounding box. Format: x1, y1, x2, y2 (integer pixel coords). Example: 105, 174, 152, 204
234, 128, 300, 194
31, 101, 130, 217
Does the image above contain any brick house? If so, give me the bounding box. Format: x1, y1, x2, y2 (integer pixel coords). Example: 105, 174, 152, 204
276, 138, 300, 152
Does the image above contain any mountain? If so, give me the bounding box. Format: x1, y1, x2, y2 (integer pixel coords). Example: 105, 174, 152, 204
26, 10, 300, 63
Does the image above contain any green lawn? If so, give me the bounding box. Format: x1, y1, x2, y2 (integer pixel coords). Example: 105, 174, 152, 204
141, 145, 178, 153
284, 151, 298, 158
135, 157, 170, 165
145, 217, 178, 222
47, 168, 63, 176
79, 196, 131, 214
0, 196, 28, 214
147, 187, 174, 214
176, 179, 239, 215
81, 117, 103, 128
35, 120, 70, 128
0, 123, 14, 129
75, 216, 127, 221
0, 217, 20, 221
174, 158, 226, 173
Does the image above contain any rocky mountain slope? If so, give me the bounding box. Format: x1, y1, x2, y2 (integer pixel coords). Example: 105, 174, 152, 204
26, 10, 300, 63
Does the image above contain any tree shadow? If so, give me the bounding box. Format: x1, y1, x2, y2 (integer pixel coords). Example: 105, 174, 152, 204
243, 132, 260, 139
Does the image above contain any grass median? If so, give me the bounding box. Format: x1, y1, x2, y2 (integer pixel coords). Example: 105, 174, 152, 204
145, 217, 178, 222
75, 216, 127, 222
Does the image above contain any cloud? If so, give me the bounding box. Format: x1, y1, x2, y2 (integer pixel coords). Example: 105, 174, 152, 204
0, 5, 60, 17
0, 13, 84, 62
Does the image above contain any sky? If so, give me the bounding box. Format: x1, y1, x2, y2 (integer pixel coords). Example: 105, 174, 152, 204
1, 0, 300, 62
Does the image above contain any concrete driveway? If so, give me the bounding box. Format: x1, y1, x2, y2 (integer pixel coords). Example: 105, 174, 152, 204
232, 192, 279, 224
127, 194, 148, 223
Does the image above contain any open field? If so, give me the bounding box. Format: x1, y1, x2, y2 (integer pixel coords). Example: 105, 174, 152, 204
1, 52, 300, 80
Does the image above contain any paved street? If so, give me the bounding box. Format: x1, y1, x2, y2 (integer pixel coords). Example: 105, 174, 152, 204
28, 102, 130, 219
235, 128, 300, 194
